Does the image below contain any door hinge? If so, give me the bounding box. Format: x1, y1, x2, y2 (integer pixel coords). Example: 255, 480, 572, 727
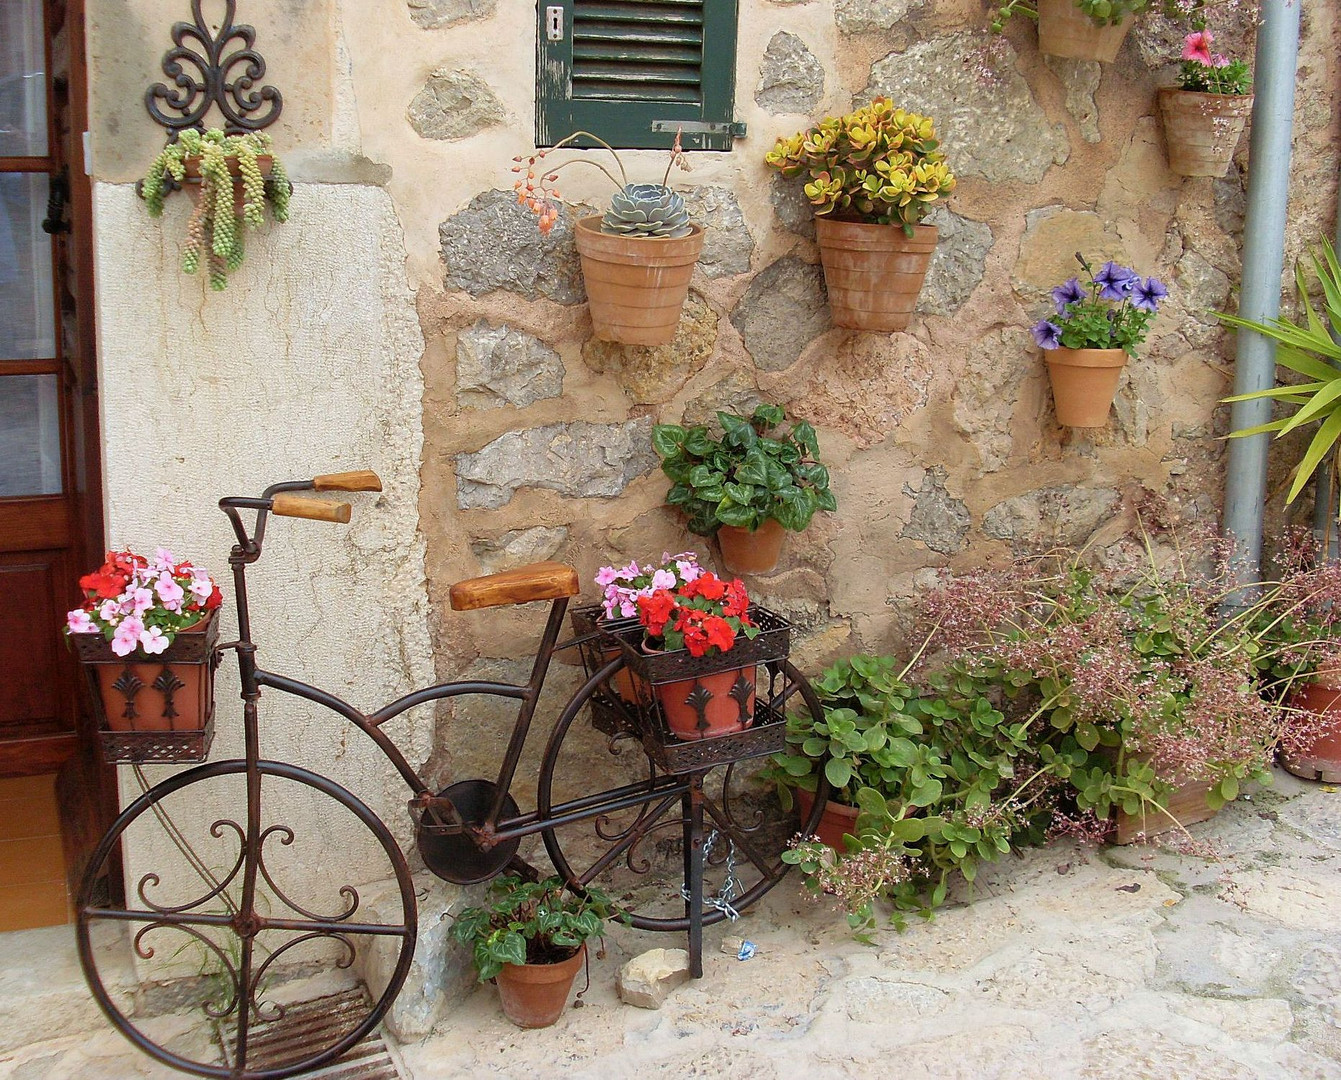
651, 120, 747, 138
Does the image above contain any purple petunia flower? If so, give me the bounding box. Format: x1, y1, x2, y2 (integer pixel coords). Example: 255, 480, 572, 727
1031, 319, 1063, 349
1131, 276, 1168, 312
1052, 277, 1086, 314
1094, 261, 1137, 302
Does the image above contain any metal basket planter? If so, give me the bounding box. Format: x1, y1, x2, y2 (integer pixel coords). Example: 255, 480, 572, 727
70, 610, 220, 764
572, 604, 792, 773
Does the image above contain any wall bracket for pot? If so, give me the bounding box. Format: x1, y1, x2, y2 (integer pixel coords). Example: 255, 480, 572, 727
145, 0, 283, 136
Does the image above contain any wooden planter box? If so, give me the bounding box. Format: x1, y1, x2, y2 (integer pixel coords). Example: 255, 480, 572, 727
71, 611, 219, 764
1113, 775, 1217, 844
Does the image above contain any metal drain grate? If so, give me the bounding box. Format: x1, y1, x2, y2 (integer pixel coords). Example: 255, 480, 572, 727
219, 987, 405, 1079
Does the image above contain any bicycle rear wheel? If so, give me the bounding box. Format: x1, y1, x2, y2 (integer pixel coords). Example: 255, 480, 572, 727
537, 658, 828, 931
76, 760, 416, 1080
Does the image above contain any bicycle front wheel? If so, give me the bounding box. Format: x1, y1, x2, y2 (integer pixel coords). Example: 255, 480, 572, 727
76, 760, 416, 1080
537, 658, 829, 931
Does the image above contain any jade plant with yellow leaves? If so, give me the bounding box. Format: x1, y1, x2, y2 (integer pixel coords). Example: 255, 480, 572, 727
765, 98, 955, 236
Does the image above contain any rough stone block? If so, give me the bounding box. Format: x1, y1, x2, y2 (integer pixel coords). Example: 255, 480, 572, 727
618, 948, 692, 1009
440, 190, 585, 303
730, 257, 829, 371
455, 419, 657, 509
408, 0, 496, 29
755, 32, 824, 114
353, 873, 475, 1042
456, 320, 564, 409
408, 69, 505, 141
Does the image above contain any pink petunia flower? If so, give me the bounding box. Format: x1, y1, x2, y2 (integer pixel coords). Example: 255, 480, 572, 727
155, 572, 185, 610
650, 569, 677, 591
1182, 30, 1213, 64
594, 566, 619, 587
99, 598, 123, 623
152, 547, 176, 572
1209, 53, 1230, 67
189, 574, 213, 603
139, 626, 170, 655
132, 587, 155, 614
67, 609, 97, 634
111, 616, 145, 657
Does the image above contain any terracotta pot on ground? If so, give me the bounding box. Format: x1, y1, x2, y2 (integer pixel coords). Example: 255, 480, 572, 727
1113, 776, 1218, 844
494, 943, 586, 1028
1157, 88, 1253, 178
814, 218, 937, 332
574, 217, 704, 346
717, 518, 786, 575
1282, 682, 1341, 783
1045, 347, 1128, 427
654, 662, 757, 741
1036, 0, 1133, 61
796, 788, 860, 850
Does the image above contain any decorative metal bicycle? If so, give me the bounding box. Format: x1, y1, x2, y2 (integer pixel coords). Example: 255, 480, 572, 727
75, 471, 829, 1079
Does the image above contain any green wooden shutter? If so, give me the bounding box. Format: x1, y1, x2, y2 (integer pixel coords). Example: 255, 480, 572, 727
537, 0, 740, 151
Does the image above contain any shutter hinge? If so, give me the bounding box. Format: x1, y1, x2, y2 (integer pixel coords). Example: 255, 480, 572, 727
651, 120, 747, 138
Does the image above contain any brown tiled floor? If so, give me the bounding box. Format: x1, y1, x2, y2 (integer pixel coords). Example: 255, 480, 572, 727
0, 774, 70, 931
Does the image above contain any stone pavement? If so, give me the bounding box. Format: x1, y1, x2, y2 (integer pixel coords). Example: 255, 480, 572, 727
2, 769, 1338, 1079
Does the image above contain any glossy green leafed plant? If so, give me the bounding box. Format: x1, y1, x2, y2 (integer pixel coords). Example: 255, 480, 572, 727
1221, 240, 1341, 511
652, 404, 837, 536
449, 875, 621, 982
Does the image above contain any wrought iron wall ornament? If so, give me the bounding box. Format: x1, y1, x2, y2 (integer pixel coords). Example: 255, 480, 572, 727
145, 0, 282, 134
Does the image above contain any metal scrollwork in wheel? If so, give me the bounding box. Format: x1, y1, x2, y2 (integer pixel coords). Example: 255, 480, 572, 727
146, 0, 282, 134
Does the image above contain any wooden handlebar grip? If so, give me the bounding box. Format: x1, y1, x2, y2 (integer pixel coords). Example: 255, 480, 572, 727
270, 495, 352, 523
312, 470, 382, 492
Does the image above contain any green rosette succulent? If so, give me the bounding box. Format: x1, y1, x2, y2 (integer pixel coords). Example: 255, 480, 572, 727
601, 183, 692, 238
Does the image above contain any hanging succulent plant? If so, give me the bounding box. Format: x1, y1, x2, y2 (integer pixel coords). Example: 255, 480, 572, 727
139, 128, 292, 291
602, 184, 692, 238
513, 129, 694, 238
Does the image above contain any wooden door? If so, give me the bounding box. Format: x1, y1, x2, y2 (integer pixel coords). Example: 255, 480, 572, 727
0, 0, 109, 925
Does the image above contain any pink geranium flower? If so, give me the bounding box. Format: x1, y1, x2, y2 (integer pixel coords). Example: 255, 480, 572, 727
155, 572, 185, 610
111, 616, 145, 657
139, 626, 170, 655
1182, 30, 1214, 64
67, 609, 97, 634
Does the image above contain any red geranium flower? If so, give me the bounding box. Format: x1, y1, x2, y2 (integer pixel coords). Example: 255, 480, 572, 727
723, 578, 749, 619
702, 615, 736, 653
637, 589, 676, 637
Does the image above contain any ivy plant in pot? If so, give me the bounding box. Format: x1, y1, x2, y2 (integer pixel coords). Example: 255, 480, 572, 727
139, 128, 291, 291
652, 404, 836, 575
450, 875, 620, 1029
1032, 253, 1166, 427
765, 98, 955, 332
65, 547, 224, 763
514, 130, 702, 345
991, 0, 1149, 62
1158, 29, 1253, 178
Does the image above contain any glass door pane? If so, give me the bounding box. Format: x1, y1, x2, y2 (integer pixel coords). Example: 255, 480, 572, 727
0, 173, 56, 360
0, 373, 62, 495
0, 0, 48, 157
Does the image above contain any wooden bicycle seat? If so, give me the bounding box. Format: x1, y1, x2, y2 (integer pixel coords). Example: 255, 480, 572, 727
448, 561, 581, 611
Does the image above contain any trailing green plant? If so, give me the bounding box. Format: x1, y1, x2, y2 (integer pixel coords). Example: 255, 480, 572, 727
773, 655, 1055, 933
139, 128, 291, 290
652, 404, 836, 536
449, 875, 621, 982
513, 130, 692, 238
764, 98, 955, 234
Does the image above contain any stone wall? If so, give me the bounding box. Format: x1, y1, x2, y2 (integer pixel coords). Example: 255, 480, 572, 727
85, 0, 1341, 881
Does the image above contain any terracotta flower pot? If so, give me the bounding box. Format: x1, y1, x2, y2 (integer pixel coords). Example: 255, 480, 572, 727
494, 943, 586, 1028
654, 660, 757, 741
717, 519, 786, 575
814, 218, 937, 332
1036, 0, 1133, 62
574, 216, 704, 345
795, 788, 860, 850
182, 154, 274, 213
1282, 682, 1341, 783
1045, 347, 1128, 427
1157, 88, 1253, 178
1113, 775, 1218, 844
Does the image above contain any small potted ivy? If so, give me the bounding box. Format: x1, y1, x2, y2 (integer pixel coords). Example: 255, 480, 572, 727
651, 404, 836, 575
450, 875, 620, 1029
139, 128, 291, 291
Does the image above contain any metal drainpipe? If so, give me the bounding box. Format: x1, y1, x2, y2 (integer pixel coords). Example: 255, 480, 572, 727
1221, 0, 1302, 589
